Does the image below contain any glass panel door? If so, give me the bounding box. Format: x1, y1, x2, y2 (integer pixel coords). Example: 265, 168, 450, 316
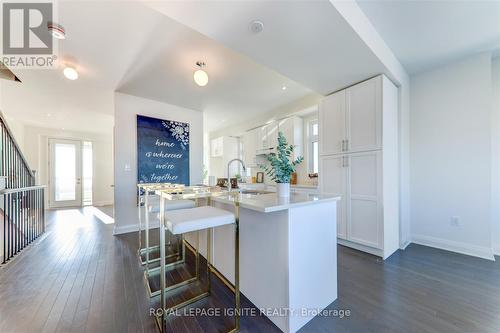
49, 139, 82, 208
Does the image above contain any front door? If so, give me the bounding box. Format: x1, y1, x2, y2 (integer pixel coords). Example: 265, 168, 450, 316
49, 139, 82, 208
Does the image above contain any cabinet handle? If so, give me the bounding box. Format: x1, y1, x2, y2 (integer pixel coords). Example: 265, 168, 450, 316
345, 156, 349, 167
345, 139, 349, 151
341, 140, 345, 152
341, 156, 345, 168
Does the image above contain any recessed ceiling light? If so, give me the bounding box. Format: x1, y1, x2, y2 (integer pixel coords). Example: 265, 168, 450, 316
282, 86, 287, 90
63, 66, 78, 80
250, 20, 264, 34
48, 22, 66, 39
193, 61, 208, 87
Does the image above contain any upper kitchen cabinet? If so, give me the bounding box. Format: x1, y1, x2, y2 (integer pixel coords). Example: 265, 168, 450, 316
278, 116, 303, 159
256, 121, 278, 154
319, 90, 346, 155
243, 116, 304, 166
211, 136, 224, 157
319, 75, 383, 155
347, 76, 382, 152
242, 128, 258, 167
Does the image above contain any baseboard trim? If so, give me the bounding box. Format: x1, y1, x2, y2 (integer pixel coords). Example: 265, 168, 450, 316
113, 221, 160, 235
337, 238, 384, 258
93, 201, 114, 207
411, 234, 495, 261
399, 240, 411, 250
493, 244, 500, 257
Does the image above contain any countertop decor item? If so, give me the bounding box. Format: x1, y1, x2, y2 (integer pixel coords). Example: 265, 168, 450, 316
256, 172, 264, 183
260, 131, 303, 197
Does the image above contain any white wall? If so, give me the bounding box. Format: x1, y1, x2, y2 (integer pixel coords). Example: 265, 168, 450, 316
410, 52, 494, 259
492, 57, 500, 254
113, 92, 203, 235
22, 125, 114, 206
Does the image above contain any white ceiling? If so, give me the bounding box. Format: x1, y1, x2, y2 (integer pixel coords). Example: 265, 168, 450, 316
357, 0, 500, 74
2, 1, 315, 134
115, 11, 314, 132
145, 0, 389, 96
1, 1, 165, 133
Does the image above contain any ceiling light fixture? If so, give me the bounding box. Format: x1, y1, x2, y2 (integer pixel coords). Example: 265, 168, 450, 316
63, 66, 79, 80
48, 22, 66, 39
282, 86, 287, 90
250, 20, 264, 34
193, 61, 208, 87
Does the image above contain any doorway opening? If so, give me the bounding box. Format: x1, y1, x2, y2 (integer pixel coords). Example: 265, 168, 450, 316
49, 139, 94, 208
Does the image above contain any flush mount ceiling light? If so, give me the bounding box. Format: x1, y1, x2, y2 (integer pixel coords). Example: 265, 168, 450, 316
48, 22, 66, 39
63, 66, 78, 80
250, 20, 264, 34
193, 61, 208, 87
282, 85, 287, 90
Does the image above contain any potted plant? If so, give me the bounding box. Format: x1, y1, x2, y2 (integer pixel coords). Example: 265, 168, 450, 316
260, 131, 304, 197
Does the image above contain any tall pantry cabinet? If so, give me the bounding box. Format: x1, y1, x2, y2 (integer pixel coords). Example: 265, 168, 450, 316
319, 75, 399, 259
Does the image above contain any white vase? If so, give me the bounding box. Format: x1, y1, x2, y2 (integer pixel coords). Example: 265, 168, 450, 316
277, 183, 290, 197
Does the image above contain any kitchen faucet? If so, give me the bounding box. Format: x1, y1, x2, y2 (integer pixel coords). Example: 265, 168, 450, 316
227, 158, 246, 192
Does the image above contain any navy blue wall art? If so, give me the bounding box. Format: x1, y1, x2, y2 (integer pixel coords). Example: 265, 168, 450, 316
137, 115, 190, 185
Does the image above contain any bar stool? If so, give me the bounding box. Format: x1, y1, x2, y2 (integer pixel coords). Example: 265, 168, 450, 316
137, 184, 192, 267
156, 204, 240, 333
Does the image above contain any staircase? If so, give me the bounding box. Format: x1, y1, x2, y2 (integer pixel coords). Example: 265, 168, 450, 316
0, 111, 45, 263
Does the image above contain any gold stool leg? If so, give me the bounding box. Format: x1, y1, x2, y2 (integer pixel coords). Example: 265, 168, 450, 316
159, 196, 166, 333
207, 227, 212, 294
195, 231, 200, 279
234, 202, 240, 332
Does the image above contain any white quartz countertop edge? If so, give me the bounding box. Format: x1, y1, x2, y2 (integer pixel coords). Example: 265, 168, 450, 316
212, 193, 340, 213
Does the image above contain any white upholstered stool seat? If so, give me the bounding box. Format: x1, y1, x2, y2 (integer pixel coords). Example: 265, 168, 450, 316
146, 197, 195, 213
166, 206, 235, 235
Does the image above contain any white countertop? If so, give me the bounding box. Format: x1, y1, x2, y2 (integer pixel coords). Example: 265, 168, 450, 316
212, 192, 339, 213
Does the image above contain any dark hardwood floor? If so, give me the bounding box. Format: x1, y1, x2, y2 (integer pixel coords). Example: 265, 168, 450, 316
1, 206, 500, 333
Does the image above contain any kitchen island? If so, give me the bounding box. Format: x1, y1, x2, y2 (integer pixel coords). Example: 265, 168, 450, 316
195, 192, 339, 333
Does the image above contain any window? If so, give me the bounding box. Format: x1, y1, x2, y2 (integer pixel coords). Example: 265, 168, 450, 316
308, 119, 319, 174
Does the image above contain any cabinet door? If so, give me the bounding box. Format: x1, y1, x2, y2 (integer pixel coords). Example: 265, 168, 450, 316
319, 90, 346, 155
267, 121, 279, 149
347, 151, 382, 249
278, 117, 303, 159
211, 137, 223, 157
242, 129, 257, 167
346, 76, 382, 152
257, 125, 268, 149
320, 155, 348, 240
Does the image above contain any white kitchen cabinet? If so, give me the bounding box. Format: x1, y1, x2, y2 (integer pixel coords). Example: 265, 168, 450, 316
256, 121, 278, 151
319, 90, 346, 155
347, 151, 382, 249
346, 77, 382, 153
210, 136, 240, 178
243, 116, 303, 166
319, 75, 399, 259
211, 137, 224, 157
319, 76, 382, 155
266, 121, 279, 149
320, 155, 347, 240
242, 128, 258, 167
278, 116, 303, 159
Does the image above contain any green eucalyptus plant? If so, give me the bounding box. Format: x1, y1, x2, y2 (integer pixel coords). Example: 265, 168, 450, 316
260, 131, 304, 183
